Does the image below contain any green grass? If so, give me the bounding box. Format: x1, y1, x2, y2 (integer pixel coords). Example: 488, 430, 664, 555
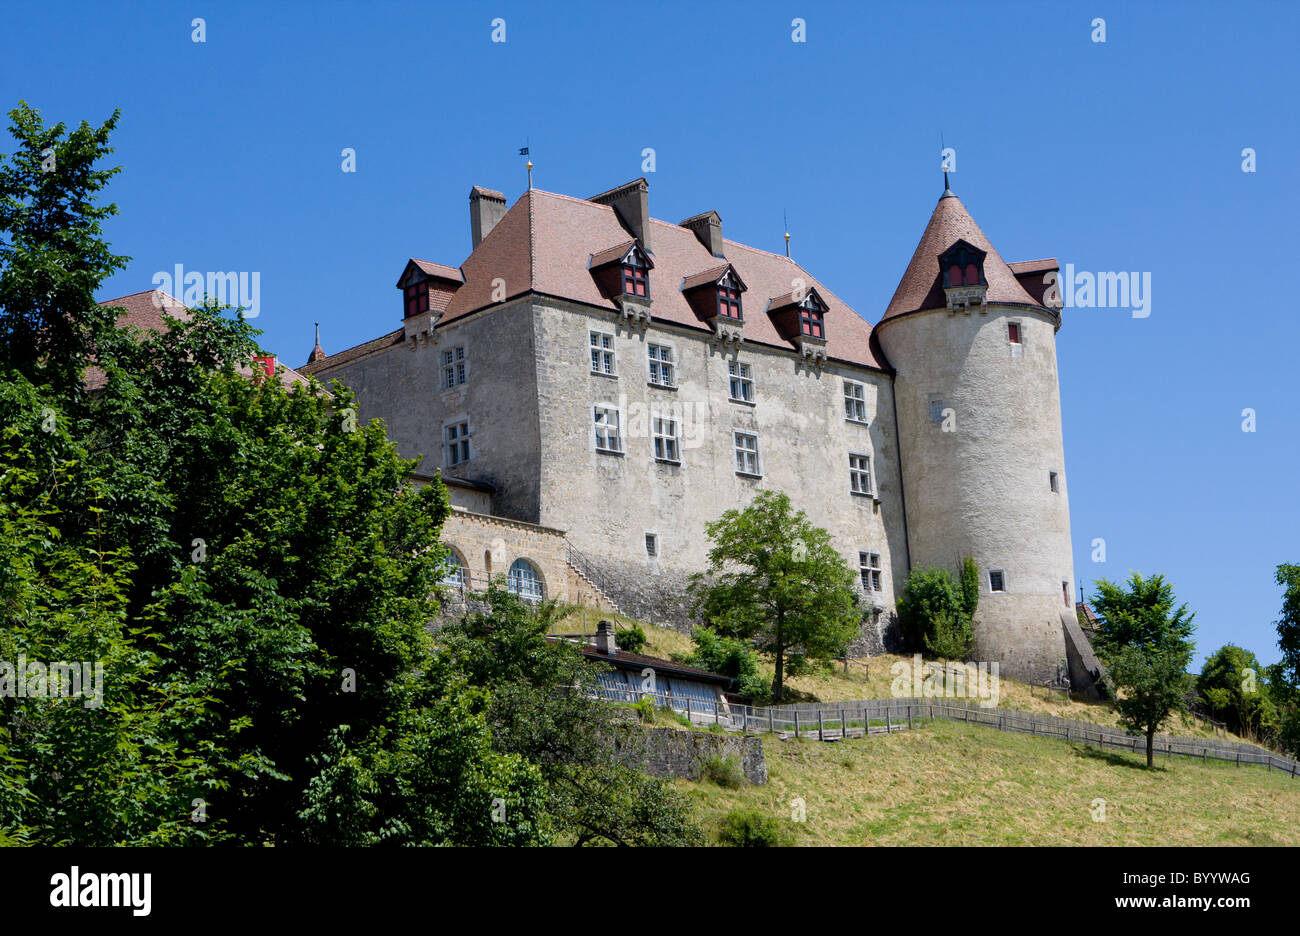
679, 718, 1300, 846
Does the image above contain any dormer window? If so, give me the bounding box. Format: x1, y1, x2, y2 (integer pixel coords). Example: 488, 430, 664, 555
717, 272, 742, 319
939, 240, 987, 289
590, 241, 654, 323
767, 287, 829, 365
938, 239, 988, 313
682, 264, 747, 345
404, 282, 429, 318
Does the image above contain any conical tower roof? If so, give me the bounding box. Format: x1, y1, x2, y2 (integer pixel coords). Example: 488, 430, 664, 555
880, 188, 1038, 324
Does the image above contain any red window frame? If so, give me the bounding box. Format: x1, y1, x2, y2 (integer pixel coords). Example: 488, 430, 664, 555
800, 305, 824, 338
717, 285, 741, 318
1008, 322, 1021, 344
622, 263, 648, 298
404, 283, 429, 317
948, 264, 963, 288
964, 262, 980, 286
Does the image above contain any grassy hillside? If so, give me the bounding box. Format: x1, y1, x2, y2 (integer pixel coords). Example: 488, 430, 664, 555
556, 609, 1226, 741
680, 719, 1300, 846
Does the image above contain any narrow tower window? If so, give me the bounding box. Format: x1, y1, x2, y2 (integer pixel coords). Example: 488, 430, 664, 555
989, 569, 1006, 592
1007, 322, 1021, 344
1049, 471, 1059, 493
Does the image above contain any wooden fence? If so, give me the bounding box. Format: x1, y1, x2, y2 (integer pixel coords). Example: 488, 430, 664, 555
594, 686, 1300, 778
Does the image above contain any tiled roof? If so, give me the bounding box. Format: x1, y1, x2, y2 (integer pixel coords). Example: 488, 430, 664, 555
428, 188, 886, 370
410, 259, 464, 282
588, 239, 638, 269
680, 263, 736, 292
880, 190, 1044, 324
578, 645, 732, 685
93, 290, 315, 391
299, 327, 403, 375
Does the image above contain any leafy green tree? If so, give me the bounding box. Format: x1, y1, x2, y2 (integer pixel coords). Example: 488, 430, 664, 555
0, 102, 127, 398
1091, 572, 1197, 767
682, 626, 770, 703
436, 585, 705, 846
690, 491, 861, 702
1196, 644, 1278, 741
896, 566, 974, 660
1274, 564, 1300, 688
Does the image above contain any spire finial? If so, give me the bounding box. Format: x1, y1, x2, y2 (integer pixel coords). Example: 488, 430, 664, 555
784, 209, 791, 258
314, 321, 320, 344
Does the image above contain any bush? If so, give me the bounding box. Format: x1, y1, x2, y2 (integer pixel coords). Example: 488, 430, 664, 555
615, 624, 647, 654
682, 626, 775, 703
897, 566, 973, 660
630, 696, 656, 723
701, 754, 745, 788
716, 808, 793, 847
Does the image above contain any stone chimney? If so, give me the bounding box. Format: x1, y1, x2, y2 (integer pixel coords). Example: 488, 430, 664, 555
680, 211, 724, 258
589, 178, 651, 252
469, 186, 508, 249
594, 620, 618, 656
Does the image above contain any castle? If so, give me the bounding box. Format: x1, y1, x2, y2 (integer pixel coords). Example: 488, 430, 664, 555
300, 176, 1096, 687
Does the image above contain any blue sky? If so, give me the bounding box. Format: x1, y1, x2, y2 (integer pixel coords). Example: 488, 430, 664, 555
3, 0, 1295, 669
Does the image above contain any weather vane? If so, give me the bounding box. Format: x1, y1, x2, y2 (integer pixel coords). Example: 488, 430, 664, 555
519, 139, 532, 190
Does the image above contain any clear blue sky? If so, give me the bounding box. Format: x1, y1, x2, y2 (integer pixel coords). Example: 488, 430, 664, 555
3, 0, 1295, 670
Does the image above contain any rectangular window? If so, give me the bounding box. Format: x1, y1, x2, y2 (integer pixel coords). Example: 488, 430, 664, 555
849, 453, 872, 495
653, 417, 679, 463
647, 344, 674, 387
800, 307, 824, 338
405, 283, 429, 318
989, 569, 1006, 593
1008, 321, 1022, 344
717, 281, 742, 318
590, 330, 616, 375
645, 532, 658, 557
445, 420, 470, 466
594, 405, 622, 453
1049, 471, 1059, 492
441, 346, 467, 389
728, 359, 754, 403
844, 380, 868, 423
1062, 581, 1071, 606
859, 551, 882, 592
623, 263, 648, 298
929, 395, 944, 423
734, 432, 760, 476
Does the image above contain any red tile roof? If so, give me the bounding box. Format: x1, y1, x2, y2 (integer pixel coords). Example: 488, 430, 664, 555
880, 191, 1045, 325
420, 188, 886, 370
94, 290, 314, 390
588, 239, 638, 269
410, 259, 464, 282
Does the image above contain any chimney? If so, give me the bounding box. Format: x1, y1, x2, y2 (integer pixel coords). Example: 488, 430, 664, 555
594, 620, 618, 656
589, 178, 651, 252
680, 211, 724, 258
469, 186, 508, 249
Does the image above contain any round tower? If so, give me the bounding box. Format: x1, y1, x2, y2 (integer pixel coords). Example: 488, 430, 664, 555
875, 186, 1076, 684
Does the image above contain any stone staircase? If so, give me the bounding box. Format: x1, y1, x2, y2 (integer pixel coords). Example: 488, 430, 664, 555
564, 540, 624, 617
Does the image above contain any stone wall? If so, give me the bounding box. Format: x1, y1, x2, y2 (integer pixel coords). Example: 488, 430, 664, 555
440, 508, 615, 610
532, 296, 908, 635
610, 724, 767, 785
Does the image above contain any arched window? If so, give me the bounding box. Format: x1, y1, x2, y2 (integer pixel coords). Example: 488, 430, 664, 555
507, 559, 545, 601
442, 549, 466, 589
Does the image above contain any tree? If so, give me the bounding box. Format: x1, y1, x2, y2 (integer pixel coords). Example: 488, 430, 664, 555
896, 565, 975, 660
1274, 563, 1300, 688
1091, 572, 1197, 767
435, 584, 704, 846
0, 102, 127, 397
690, 490, 861, 701
1196, 644, 1278, 741
681, 626, 771, 703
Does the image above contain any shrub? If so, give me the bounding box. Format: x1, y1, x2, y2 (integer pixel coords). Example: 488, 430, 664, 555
630, 696, 656, 723
616, 624, 647, 654
897, 566, 973, 659
701, 754, 745, 788
716, 808, 793, 847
